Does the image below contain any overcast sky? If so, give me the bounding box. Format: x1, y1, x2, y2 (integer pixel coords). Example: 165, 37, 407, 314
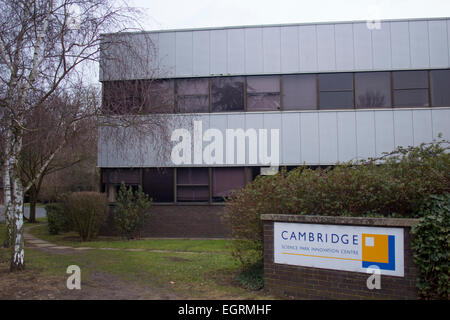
129, 0, 450, 31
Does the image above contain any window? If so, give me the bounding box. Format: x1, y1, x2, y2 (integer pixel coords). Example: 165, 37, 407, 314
355, 72, 391, 108
393, 71, 429, 107
212, 167, 246, 202
211, 77, 245, 112
176, 167, 209, 202
431, 69, 450, 107
318, 73, 354, 109
142, 79, 175, 113
176, 78, 209, 113
102, 81, 145, 115
247, 76, 280, 111
102, 168, 140, 202
142, 168, 174, 202
282, 74, 317, 110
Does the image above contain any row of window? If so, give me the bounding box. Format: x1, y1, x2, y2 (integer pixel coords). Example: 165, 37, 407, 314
101, 167, 261, 203
102, 69, 450, 114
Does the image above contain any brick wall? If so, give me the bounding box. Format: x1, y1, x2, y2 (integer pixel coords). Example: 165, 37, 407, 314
262, 215, 419, 300
101, 204, 230, 238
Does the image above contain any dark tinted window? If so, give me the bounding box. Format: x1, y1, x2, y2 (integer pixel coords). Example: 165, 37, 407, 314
318, 73, 354, 109
319, 73, 353, 91
176, 167, 209, 202
282, 74, 317, 110
142, 168, 174, 203
211, 77, 245, 112
393, 71, 429, 107
355, 72, 391, 108
431, 69, 450, 107
394, 89, 429, 107
102, 168, 140, 184
212, 167, 246, 202
393, 71, 428, 89
142, 80, 175, 113
176, 78, 209, 113
102, 81, 146, 114
247, 76, 280, 111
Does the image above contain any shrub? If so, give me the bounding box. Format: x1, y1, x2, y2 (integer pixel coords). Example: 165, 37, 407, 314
62, 192, 108, 241
114, 183, 152, 240
225, 140, 450, 269
411, 194, 450, 300
46, 203, 71, 235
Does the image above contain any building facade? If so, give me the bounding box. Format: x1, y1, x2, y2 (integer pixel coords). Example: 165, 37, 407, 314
99, 17, 450, 237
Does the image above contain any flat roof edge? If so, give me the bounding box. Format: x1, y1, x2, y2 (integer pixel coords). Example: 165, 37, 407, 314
100, 16, 450, 37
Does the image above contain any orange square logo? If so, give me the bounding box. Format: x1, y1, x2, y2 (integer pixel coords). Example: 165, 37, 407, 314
362, 234, 389, 264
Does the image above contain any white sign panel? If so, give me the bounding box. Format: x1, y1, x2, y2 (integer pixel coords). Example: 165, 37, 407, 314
274, 222, 404, 277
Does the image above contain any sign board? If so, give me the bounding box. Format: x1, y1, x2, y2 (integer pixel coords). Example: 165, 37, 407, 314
274, 222, 404, 277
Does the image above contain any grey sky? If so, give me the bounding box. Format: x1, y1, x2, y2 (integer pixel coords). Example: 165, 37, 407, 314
129, 0, 450, 31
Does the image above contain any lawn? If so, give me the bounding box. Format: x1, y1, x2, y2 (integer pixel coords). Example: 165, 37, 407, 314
0, 221, 274, 299
29, 223, 233, 253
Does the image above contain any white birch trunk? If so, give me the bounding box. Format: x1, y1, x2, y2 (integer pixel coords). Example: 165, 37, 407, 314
2, 128, 13, 247
9, 135, 25, 271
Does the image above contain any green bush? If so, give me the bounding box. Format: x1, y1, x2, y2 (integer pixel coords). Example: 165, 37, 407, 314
411, 194, 450, 300
62, 192, 108, 241
114, 183, 152, 240
225, 140, 450, 269
45, 203, 71, 235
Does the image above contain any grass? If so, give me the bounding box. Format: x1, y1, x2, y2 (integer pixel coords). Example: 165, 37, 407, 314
1, 221, 273, 299
29, 224, 233, 253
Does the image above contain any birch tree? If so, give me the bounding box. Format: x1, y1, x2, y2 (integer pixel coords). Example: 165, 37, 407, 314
0, 0, 142, 271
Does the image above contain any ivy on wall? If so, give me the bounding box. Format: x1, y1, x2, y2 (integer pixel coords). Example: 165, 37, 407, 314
411, 194, 450, 300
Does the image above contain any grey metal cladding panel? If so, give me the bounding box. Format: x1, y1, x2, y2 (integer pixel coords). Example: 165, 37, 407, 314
210, 29, 227, 75
245, 28, 264, 74
227, 28, 245, 75
371, 21, 392, 70
409, 20, 430, 69
102, 18, 450, 80
412, 109, 433, 145
428, 20, 450, 68
353, 22, 373, 70
280, 26, 300, 73
298, 25, 318, 72
316, 24, 336, 72
158, 32, 176, 77
374, 111, 395, 157
263, 113, 282, 163
263, 27, 281, 73
300, 112, 320, 164
193, 30, 210, 76
432, 108, 450, 140
245, 113, 263, 164
98, 108, 450, 168
337, 111, 357, 162
318, 112, 338, 163
335, 23, 354, 70
176, 31, 193, 77
281, 112, 300, 163
390, 21, 411, 69
393, 109, 413, 148
448, 20, 450, 64
356, 111, 376, 160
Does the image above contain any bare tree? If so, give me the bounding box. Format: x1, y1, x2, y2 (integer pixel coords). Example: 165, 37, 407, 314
19, 86, 99, 223
0, 0, 146, 271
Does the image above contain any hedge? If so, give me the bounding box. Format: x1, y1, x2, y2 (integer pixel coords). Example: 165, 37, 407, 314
225, 140, 450, 294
